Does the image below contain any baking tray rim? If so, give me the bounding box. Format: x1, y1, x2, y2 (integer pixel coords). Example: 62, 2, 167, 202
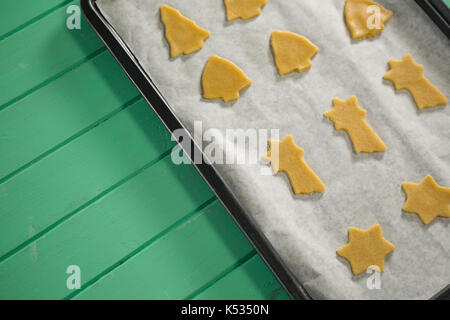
416, 0, 450, 39
81, 0, 450, 300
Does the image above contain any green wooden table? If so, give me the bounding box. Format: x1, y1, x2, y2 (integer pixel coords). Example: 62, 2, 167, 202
0, 0, 289, 300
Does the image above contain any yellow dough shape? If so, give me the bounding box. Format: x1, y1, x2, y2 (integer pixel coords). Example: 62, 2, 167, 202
383, 54, 448, 110
262, 135, 325, 195
271, 30, 319, 76
324, 96, 386, 154
202, 55, 252, 103
345, 0, 393, 40
224, 0, 268, 21
337, 224, 395, 276
402, 175, 450, 225
160, 5, 210, 58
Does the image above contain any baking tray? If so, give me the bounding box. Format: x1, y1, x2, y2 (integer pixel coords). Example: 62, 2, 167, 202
81, 0, 450, 300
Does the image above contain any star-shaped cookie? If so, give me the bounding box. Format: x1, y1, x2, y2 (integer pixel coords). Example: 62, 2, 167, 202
325, 96, 386, 154
337, 224, 395, 276
383, 54, 448, 110
263, 135, 325, 195
402, 175, 450, 225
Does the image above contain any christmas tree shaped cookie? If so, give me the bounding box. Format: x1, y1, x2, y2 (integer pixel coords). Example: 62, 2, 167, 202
271, 30, 319, 75
263, 135, 325, 195
224, 0, 268, 21
345, 0, 393, 40
202, 55, 252, 103
160, 5, 210, 58
337, 224, 395, 276
325, 96, 386, 154
402, 175, 450, 225
384, 54, 448, 110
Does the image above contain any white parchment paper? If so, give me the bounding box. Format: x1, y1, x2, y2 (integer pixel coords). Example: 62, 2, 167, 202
97, 0, 450, 299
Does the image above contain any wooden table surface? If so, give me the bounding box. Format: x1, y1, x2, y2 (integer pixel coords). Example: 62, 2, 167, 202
0, 0, 289, 300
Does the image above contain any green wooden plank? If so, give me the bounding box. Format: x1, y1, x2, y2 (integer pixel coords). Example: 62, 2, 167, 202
0, 0, 70, 38
0, 0, 104, 108
194, 255, 290, 300
0, 156, 215, 299
73, 201, 255, 300
0, 50, 139, 180
444, 0, 450, 8
0, 99, 174, 258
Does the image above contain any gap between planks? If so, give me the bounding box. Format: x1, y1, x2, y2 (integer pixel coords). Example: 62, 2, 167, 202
0, 148, 175, 265
65, 196, 219, 300
184, 250, 257, 300
0, 94, 142, 185
0, 0, 74, 42
0, 47, 107, 113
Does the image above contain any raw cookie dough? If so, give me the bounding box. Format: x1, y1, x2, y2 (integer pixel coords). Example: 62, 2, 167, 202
325, 96, 386, 154
263, 135, 325, 195
271, 30, 319, 75
202, 55, 252, 103
224, 0, 268, 21
402, 175, 450, 225
337, 224, 395, 276
383, 54, 448, 110
160, 5, 210, 58
344, 0, 393, 40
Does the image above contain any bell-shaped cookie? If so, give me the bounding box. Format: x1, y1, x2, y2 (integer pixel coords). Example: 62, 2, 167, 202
202, 55, 252, 103
224, 0, 268, 21
344, 0, 393, 40
271, 30, 319, 75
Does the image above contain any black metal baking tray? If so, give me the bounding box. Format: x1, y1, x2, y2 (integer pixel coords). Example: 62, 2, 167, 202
81, 0, 450, 300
